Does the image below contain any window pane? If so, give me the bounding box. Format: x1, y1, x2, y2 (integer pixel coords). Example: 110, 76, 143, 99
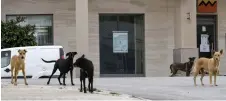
6, 15, 53, 45
1, 51, 11, 68
27, 15, 52, 26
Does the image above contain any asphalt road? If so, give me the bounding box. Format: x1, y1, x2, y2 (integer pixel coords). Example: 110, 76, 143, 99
2, 76, 226, 100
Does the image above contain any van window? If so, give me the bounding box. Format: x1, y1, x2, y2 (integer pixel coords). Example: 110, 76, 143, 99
60, 48, 64, 59
1, 51, 11, 68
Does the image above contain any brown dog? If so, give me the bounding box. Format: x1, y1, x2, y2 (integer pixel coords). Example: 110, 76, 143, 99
193, 49, 223, 86
10, 49, 28, 86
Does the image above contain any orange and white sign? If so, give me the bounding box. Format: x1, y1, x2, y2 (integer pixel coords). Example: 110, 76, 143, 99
197, 0, 217, 13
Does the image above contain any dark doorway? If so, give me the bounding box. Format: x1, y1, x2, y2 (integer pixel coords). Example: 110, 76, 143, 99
99, 14, 145, 77
197, 15, 217, 58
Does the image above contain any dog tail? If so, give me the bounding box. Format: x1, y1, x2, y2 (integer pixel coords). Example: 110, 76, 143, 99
41, 58, 56, 63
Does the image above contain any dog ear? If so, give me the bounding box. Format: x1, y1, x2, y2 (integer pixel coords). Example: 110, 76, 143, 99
66, 52, 71, 56
18, 49, 21, 53
188, 57, 192, 60
72, 52, 78, 55
81, 54, 85, 58
24, 49, 27, 53
193, 57, 196, 59
220, 49, 223, 55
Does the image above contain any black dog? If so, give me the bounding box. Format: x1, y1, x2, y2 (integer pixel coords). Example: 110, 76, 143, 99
41, 52, 77, 85
170, 57, 196, 77
73, 54, 94, 93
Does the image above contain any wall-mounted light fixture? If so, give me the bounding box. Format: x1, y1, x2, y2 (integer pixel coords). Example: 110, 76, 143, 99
186, 12, 191, 20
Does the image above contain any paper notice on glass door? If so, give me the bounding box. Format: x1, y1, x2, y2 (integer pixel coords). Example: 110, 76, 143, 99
200, 44, 210, 52
201, 34, 209, 45
113, 31, 128, 53
200, 34, 210, 52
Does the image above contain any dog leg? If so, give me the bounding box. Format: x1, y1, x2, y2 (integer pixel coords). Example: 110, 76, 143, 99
63, 73, 66, 86
214, 72, 218, 86
187, 70, 191, 76
88, 79, 91, 92
170, 64, 173, 73
22, 68, 28, 85
14, 69, 18, 86
169, 65, 174, 77
11, 66, 14, 84
83, 77, 87, 93
200, 69, 205, 86
88, 77, 92, 92
47, 66, 58, 85
90, 77, 93, 93
209, 72, 213, 86
170, 74, 175, 77
185, 64, 189, 77
170, 66, 174, 77
80, 76, 83, 92
186, 69, 191, 77
170, 69, 178, 77
58, 73, 64, 85
91, 78, 94, 93
193, 71, 198, 86
70, 69, 74, 86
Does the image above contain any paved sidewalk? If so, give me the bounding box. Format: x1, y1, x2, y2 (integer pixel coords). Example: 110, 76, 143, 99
2, 76, 226, 100
1, 80, 145, 100
93, 76, 226, 100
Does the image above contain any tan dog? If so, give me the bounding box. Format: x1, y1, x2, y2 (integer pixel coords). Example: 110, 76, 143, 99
11, 49, 28, 85
193, 49, 223, 86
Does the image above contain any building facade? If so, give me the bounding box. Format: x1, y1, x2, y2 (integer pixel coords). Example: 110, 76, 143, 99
2, 0, 226, 77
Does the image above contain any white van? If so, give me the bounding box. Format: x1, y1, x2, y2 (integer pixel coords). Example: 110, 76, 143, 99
1, 46, 65, 79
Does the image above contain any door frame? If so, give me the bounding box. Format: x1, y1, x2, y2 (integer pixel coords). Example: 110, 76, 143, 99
197, 15, 218, 52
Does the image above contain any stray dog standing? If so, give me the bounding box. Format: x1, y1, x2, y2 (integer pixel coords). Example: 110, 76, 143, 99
170, 57, 196, 77
11, 49, 28, 86
193, 49, 223, 86
41, 52, 77, 86
73, 54, 94, 93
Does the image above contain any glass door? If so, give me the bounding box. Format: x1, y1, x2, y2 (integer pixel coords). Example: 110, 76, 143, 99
99, 15, 118, 74
99, 14, 145, 77
197, 15, 217, 58
134, 15, 145, 74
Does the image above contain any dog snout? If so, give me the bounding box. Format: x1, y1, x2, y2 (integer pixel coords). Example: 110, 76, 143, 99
21, 56, 24, 59
216, 58, 219, 61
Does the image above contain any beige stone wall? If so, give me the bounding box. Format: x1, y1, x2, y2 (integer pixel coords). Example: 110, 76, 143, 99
174, 0, 197, 49
3, 0, 225, 77
144, 1, 176, 77
218, 0, 226, 75
1, 0, 76, 53
0, 0, 178, 77
88, 0, 176, 77
173, 0, 199, 66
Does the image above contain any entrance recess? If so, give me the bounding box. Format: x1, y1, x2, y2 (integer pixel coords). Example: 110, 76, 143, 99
99, 14, 145, 77
197, 15, 217, 58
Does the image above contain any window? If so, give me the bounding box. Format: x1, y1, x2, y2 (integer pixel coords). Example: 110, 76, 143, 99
1, 51, 11, 68
6, 15, 53, 46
